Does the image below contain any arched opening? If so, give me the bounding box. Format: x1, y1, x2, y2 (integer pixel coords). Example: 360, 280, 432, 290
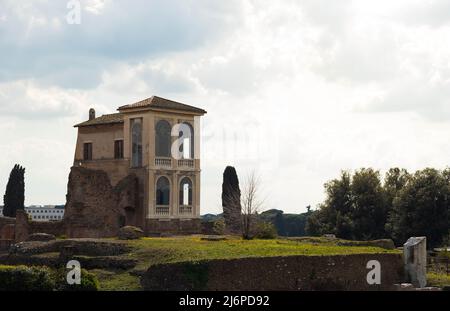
155, 120, 171, 157
179, 122, 194, 159
156, 176, 170, 216
179, 177, 193, 205
156, 176, 170, 206
179, 177, 193, 215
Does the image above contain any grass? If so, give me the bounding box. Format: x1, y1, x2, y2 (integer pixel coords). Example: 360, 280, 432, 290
427, 272, 450, 288
125, 235, 399, 271
83, 236, 399, 290
90, 269, 141, 291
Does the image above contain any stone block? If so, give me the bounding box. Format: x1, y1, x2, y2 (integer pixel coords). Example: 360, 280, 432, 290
27, 233, 56, 242
403, 236, 427, 288
118, 226, 144, 240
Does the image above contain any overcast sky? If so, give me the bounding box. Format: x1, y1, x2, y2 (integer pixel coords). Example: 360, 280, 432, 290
1, 0, 450, 214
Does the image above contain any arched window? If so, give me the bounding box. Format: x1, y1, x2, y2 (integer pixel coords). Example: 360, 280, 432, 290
155, 120, 171, 157
179, 122, 194, 159
156, 176, 170, 205
179, 177, 192, 206
131, 119, 142, 167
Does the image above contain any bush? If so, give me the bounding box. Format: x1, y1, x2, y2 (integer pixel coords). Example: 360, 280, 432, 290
0, 265, 55, 291
54, 268, 99, 291
255, 222, 277, 239
212, 219, 226, 235
0, 265, 99, 291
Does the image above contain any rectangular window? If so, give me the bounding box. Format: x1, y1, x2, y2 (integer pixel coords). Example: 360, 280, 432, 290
114, 140, 124, 159
83, 143, 93, 160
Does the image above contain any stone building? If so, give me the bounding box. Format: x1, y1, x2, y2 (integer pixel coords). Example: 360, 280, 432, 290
70, 96, 206, 236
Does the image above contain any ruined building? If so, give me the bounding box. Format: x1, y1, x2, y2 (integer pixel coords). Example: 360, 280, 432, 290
65, 96, 207, 237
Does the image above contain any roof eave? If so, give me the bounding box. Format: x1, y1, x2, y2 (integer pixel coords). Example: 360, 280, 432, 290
118, 106, 207, 116
74, 121, 124, 128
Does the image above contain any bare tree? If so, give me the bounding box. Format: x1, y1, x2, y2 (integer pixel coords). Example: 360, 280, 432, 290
241, 171, 264, 239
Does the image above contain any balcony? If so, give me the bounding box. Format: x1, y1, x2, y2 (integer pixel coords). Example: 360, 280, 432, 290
179, 205, 193, 215
155, 205, 170, 216
155, 157, 172, 168
178, 159, 194, 169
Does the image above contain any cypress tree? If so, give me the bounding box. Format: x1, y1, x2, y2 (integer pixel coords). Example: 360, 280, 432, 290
222, 166, 242, 233
3, 164, 25, 217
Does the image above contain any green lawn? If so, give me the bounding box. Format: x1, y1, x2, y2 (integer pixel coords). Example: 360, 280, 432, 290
92, 235, 399, 291
126, 236, 398, 270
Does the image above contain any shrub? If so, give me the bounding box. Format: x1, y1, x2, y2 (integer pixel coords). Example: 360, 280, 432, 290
0, 265, 55, 291
212, 219, 226, 235
54, 268, 99, 291
255, 222, 277, 239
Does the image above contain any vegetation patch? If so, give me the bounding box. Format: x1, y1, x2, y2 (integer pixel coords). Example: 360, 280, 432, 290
90, 269, 141, 291
0, 264, 99, 291
126, 236, 399, 271
0, 265, 54, 291
427, 272, 450, 288
53, 268, 99, 291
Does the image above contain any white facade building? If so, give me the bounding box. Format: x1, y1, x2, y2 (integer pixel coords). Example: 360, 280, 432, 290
0, 205, 65, 222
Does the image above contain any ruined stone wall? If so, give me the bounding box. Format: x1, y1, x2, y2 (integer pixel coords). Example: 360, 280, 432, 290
73, 160, 130, 187
0, 217, 15, 238
29, 221, 64, 237
64, 166, 140, 238
142, 253, 404, 291
8, 211, 65, 243
0, 216, 16, 250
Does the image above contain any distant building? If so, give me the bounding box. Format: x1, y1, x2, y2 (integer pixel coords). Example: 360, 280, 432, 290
0, 205, 65, 222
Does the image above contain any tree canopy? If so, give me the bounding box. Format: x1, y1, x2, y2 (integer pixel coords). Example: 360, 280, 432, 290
306, 167, 450, 248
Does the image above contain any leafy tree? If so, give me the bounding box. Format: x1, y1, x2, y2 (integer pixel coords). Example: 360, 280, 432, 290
273, 210, 286, 236
306, 171, 353, 238
351, 168, 388, 240
384, 168, 410, 206
221, 166, 242, 233
3, 164, 25, 218
306, 169, 389, 240
307, 167, 449, 247
387, 168, 449, 248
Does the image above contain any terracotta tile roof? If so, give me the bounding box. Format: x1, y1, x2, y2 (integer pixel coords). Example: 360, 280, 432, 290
118, 96, 207, 114
74, 113, 124, 128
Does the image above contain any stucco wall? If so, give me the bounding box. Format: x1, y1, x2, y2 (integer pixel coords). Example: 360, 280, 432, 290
141, 253, 404, 291
74, 123, 124, 162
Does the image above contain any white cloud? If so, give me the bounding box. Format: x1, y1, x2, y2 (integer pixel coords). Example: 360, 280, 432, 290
0, 80, 86, 119
2, 1, 450, 214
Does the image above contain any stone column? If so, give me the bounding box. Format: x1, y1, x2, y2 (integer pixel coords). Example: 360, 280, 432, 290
172, 172, 179, 218
404, 236, 427, 288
